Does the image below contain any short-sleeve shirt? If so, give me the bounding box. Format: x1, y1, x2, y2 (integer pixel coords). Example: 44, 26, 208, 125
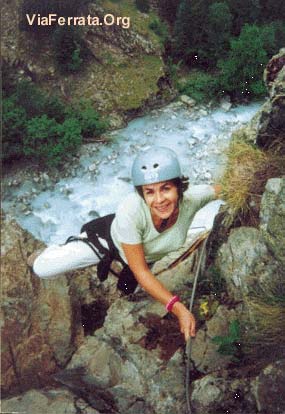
110, 184, 215, 264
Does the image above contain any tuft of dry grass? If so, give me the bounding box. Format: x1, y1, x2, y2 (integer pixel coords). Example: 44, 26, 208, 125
220, 140, 285, 226
242, 295, 285, 364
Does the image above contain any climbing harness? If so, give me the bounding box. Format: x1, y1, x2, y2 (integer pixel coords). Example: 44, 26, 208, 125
185, 228, 210, 414
64, 214, 139, 295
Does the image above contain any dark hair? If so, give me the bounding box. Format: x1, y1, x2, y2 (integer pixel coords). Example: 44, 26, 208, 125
136, 176, 189, 201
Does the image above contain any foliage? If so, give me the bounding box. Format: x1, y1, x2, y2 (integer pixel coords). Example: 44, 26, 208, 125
135, 0, 150, 13
157, 0, 180, 24
217, 24, 268, 98
206, 2, 232, 65
149, 18, 168, 44
173, 0, 211, 64
2, 80, 107, 166
178, 71, 220, 103
226, 0, 261, 35
259, 0, 285, 22
52, 26, 90, 73
212, 320, 241, 360
65, 100, 108, 138
2, 97, 27, 160
24, 115, 82, 167
13, 80, 66, 121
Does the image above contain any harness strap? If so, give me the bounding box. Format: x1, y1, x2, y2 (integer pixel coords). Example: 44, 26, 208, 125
64, 236, 120, 279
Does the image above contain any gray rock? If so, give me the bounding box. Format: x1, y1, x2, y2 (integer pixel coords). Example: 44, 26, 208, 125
216, 227, 283, 302
1, 388, 100, 414
251, 359, 285, 414
180, 95, 196, 108
260, 178, 285, 266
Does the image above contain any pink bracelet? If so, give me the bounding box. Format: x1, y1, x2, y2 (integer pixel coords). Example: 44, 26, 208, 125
166, 295, 180, 312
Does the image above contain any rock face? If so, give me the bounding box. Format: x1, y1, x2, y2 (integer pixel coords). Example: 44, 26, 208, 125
1, 0, 171, 120
260, 178, 285, 266
1, 216, 82, 396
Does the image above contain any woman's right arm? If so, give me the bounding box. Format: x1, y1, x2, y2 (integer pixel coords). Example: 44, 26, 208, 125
122, 242, 196, 341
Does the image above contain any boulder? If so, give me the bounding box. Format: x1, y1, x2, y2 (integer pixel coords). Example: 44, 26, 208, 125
180, 94, 196, 108
1, 387, 100, 414
216, 227, 283, 303
191, 373, 256, 414
1, 216, 82, 396
260, 178, 285, 266
251, 359, 285, 414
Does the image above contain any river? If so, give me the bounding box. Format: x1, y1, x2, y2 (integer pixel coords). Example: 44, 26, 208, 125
2, 100, 261, 245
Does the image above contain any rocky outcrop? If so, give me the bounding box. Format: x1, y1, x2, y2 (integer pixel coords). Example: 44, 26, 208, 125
260, 178, 285, 266
1, 216, 83, 396
1, 387, 101, 414
232, 48, 285, 152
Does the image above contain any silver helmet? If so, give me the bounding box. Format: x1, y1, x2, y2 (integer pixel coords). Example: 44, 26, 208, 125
131, 146, 182, 186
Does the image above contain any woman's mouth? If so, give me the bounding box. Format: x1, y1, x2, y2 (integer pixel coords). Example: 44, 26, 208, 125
155, 203, 171, 213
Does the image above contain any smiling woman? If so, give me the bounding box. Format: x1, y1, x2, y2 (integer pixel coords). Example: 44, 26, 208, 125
28, 146, 219, 342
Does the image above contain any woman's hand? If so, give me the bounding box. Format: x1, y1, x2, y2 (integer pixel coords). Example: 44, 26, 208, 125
172, 302, 196, 342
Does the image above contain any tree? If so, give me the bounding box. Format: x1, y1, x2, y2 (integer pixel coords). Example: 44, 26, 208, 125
259, 0, 285, 22
218, 24, 268, 98
158, 0, 180, 25
206, 2, 232, 65
173, 0, 211, 65
226, 0, 261, 35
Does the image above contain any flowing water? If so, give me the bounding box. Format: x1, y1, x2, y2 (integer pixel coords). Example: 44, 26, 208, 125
2, 101, 261, 245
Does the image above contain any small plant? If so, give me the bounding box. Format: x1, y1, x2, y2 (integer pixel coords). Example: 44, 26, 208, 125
212, 320, 241, 361
149, 18, 168, 44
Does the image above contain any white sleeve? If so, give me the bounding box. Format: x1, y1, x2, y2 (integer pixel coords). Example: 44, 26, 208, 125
186, 184, 216, 210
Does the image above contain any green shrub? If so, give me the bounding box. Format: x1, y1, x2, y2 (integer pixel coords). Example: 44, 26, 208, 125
13, 80, 66, 121
65, 100, 108, 138
218, 24, 268, 98
135, 0, 150, 13
2, 97, 27, 161
178, 71, 220, 103
52, 26, 89, 73
3, 79, 108, 167
149, 18, 168, 43
24, 115, 82, 167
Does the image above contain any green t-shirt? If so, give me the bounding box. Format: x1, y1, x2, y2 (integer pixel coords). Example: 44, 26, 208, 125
111, 184, 215, 264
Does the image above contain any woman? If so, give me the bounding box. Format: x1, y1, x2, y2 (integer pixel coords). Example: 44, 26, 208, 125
30, 146, 221, 341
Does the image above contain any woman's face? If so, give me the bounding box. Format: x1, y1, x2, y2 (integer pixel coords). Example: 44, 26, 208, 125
142, 180, 179, 220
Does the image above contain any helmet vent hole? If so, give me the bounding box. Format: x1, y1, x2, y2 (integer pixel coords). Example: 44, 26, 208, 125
141, 166, 147, 170
153, 163, 159, 168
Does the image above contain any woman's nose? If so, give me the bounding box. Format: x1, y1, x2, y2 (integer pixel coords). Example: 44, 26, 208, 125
154, 191, 164, 203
